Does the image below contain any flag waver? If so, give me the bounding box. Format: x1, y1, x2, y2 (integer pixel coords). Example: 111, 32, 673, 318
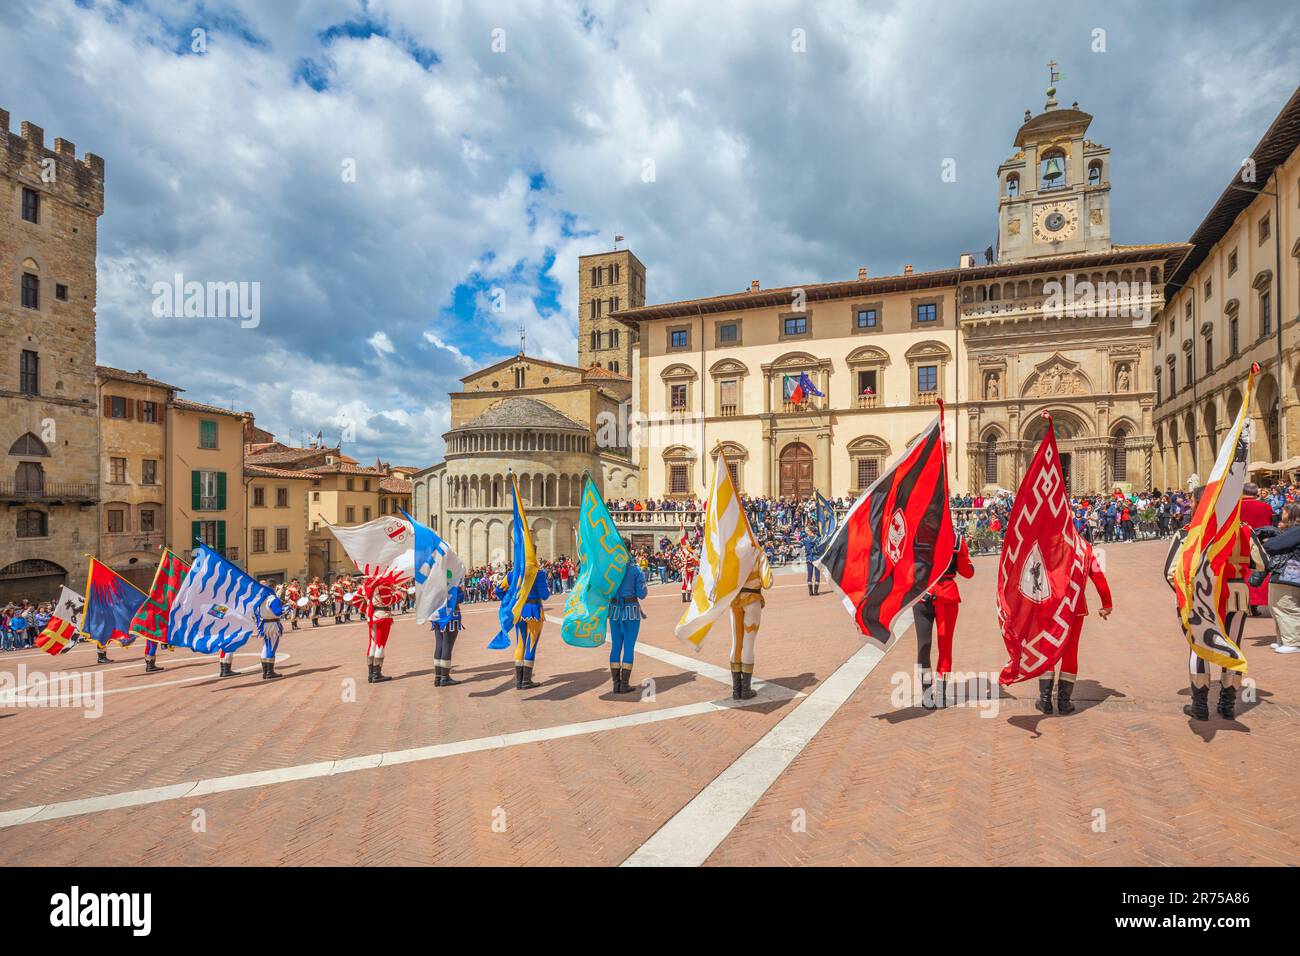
1171, 364, 1258, 674
167, 544, 282, 655
675, 453, 762, 649
997, 418, 1089, 684
563, 474, 629, 648
128, 548, 190, 646
327, 515, 416, 578
399, 508, 465, 625
817, 408, 955, 647
83, 559, 149, 649
35, 616, 76, 656
492, 473, 539, 649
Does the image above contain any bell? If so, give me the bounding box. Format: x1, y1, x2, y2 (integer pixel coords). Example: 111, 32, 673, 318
1043, 156, 1065, 186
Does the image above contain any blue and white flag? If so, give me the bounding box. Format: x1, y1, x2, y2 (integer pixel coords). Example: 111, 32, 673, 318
167, 544, 282, 654
400, 509, 466, 625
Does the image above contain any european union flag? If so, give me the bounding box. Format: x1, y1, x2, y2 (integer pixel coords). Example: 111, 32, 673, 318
491, 473, 538, 649
562, 474, 629, 647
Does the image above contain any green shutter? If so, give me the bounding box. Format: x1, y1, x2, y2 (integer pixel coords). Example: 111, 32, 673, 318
216, 471, 227, 510
216, 520, 226, 555
191, 520, 200, 548
192, 470, 201, 510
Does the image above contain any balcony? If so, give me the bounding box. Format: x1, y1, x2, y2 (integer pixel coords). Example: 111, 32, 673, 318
917, 390, 941, 406
103, 531, 165, 557
856, 394, 878, 409
0, 479, 98, 503
719, 404, 738, 417
781, 398, 826, 414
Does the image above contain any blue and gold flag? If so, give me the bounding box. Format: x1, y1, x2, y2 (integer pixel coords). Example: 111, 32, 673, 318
491, 473, 538, 649
562, 474, 629, 647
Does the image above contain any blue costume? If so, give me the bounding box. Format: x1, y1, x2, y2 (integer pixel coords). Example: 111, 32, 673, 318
499, 574, 550, 689
804, 534, 823, 595
433, 585, 464, 686
608, 562, 647, 693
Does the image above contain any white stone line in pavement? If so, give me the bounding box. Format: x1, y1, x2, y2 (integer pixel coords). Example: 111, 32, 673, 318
622, 641, 887, 868
0, 682, 800, 831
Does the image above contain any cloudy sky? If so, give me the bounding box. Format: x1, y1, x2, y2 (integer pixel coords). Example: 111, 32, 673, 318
4, 0, 1297, 465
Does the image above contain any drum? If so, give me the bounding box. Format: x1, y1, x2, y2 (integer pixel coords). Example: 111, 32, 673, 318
342, 592, 355, 603
296, 596, 309, 609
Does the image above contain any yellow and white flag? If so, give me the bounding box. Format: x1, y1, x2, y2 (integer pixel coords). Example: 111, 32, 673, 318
675, 455, 761, 649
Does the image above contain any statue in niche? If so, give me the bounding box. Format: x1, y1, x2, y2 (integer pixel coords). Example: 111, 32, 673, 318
1116, 365, 1130, 392
986, 373, 1000, 400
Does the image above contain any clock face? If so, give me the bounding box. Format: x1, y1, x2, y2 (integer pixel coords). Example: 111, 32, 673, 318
1033, 200, 1078, 243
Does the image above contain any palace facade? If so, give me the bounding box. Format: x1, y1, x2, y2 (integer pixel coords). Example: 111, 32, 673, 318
613, 84, 1188, 498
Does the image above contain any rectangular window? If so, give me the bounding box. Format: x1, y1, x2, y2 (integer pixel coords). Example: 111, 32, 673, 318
139, 508, 156, 532
857, 370, 878, 397
591, 298, 602, 318
718, 322, 738, 343
1205, 337, 1213, 372
915, 302, 937, 323
1228, 250, 1238, 276
108, 395, 127, 418
670, 328, 688, 349
1260, 214, 1271, 244
275, 487, 289, 507
110, 457, 126, 483
55, 283, 68, 301
380, 498, 389, 515
195, 470, 225, 511
346, 478, 355, 491
142, 459, 158, 485
275, 528, 290, 552
856, 308, 878, 329
363, 507, 372, 522
252, 528, 267, 553
253, 486, 266, 507
670, 383, 688, 410
19, 350, 38, 396
1204, 278, 1212, 300
857, 458, 880, 489
107, 509, 125, 534
199, 419, 218, 449
917, 365, 938, 393
1154, 368, 1162, 404
21, 273, 38, 309
782, 315, 807, 336
139, 401, 158, 423
196, 520, 220, 549
312, 491, 321, 502
669, 464, 688, 494
346, 506, 356, 523
1230, 317, 1239, 355
22, 187, 39, 223
363, 479, 371, 492
720, 379, 738, 415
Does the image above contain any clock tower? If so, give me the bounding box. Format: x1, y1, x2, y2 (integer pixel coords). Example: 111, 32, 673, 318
996, 66, 1112, 263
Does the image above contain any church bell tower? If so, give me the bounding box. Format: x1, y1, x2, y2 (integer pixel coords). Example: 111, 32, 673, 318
996, 65, 1113, 263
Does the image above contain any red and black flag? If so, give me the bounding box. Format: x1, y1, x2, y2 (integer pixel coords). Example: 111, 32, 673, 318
817, 407, 955, 646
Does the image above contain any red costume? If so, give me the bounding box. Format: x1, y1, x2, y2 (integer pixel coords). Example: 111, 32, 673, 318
1056, 545, 1112, 678
1239, 496, 1273, 607
913, 538, 974, 705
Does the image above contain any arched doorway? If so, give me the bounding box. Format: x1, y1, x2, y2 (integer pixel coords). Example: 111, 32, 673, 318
779, 442, 814, 498
0, 559, 67, 604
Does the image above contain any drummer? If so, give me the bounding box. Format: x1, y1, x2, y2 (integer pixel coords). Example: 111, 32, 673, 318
285, 578, 304, 630
339, 575, 357, 623
306, 576, 324, 627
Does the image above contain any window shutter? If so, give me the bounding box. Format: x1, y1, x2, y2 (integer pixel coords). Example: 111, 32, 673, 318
157, 402, 165, 425
216, 520, 226, 555
124, 398, 134, 418
191, 520, 201, 548
102, 398, 111, 417
191, 470, 201, 510
216, 471, 227, 510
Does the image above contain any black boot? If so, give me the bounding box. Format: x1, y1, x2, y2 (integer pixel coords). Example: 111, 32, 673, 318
372, 660, 392, 683
335, 615, 343, 625
1035, 677, 1054, 714
519, 665, 540, 689
96, 650, 112, 664
1217, 683, 1238, 719
311, 617, 320, 628
1056, 679, 1076, 715
609, 664, 621, 691
291, 619, 299, 630
1184, 684, 1209, 721
367, 661, 376, 684
738, 671, 757, 701
920, 673, 936, 710
442, 666, 459, 686
218, 660, 232, 677
813, 584, 819, 596
515, 665, 525, 690
434, 665, 445, 687
617, 667, 636, 694
144, 658, 162, 673
731, 670, 743, 700
807, 583, 814, 596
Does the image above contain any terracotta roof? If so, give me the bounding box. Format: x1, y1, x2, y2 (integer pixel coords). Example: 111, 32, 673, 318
1167, 84, 1300, 290
245, 464, 316, 479
379, 476, 413, 494
171, 398, 246, 418
246, 446, 338, 465
304, 462, 388, 477
611, 244, 1190, 324
583, 364, 630, 381
452, 397, 589, 432
96, 365, 183, 391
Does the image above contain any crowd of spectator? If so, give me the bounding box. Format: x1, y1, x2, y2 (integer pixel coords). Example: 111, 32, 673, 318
1, 601, 54, 651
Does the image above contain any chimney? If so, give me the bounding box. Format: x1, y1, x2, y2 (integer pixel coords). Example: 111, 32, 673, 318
903, 264, 913, 276
750, 279, 760, 292
858, 267, 868, 280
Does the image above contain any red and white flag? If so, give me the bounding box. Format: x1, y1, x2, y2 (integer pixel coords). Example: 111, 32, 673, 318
997, 418, 1089, 684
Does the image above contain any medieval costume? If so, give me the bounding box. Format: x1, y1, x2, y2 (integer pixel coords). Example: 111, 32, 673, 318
680, 548, 698, 604
432, 585, 464, 686
510, 574, 550, 690
361, 573, 403, 683
803, 531, 823, 596
730, 550, 773, 700
260, 593, 283, 680
912, 535, 974, 708
608, 560, 647, 694
1037, 542, 1112, 715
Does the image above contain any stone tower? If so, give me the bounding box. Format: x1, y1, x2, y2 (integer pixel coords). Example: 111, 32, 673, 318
996, 67, 1113, 263
577, 248, 644, 374
0, 108, 105, 602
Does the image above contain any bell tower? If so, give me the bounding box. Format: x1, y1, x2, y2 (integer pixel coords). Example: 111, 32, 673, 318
996, 65, 1112, 263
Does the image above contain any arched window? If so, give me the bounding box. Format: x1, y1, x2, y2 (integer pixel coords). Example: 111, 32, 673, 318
1112, 428, 1129, 482
1005, 174, 1020, 198
1040, 149, 1066, 191
8, 432, 50, 456
985, 443, 998, 486
1087, 160, 1102, 186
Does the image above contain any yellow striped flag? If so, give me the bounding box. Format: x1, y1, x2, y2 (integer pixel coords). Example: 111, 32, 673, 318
35, 616, 76, 656
675, 453, 762, 649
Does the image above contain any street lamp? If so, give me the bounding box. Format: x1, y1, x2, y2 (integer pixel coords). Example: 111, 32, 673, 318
1228, 182, 1286, 466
